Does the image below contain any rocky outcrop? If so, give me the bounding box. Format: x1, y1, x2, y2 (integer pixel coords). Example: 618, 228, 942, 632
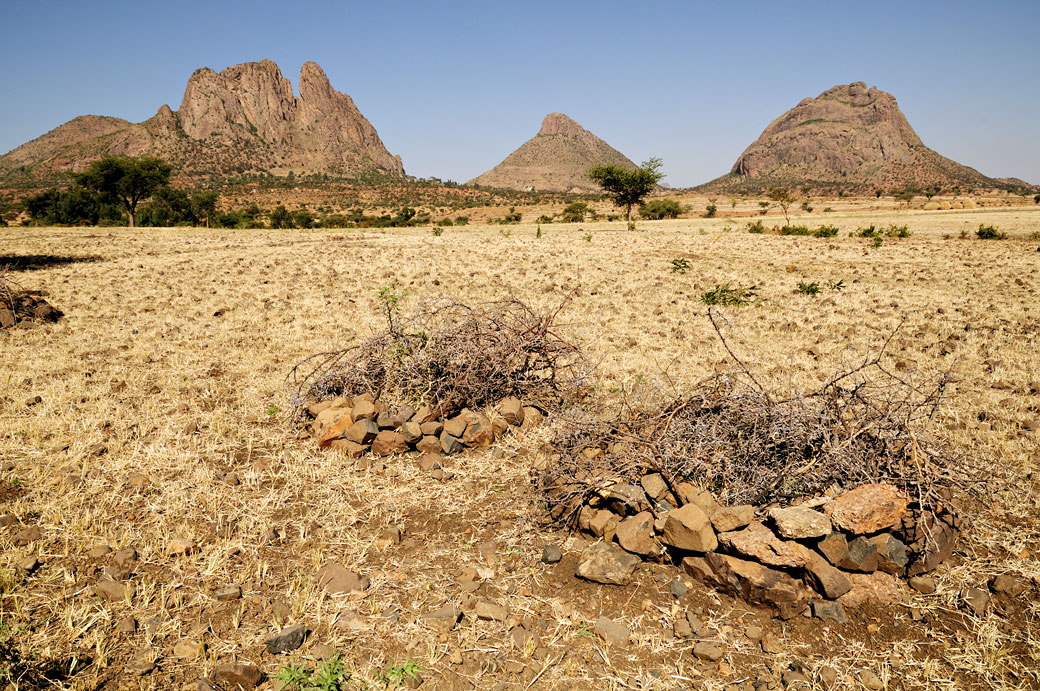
0, 60, 404, 182
704, 82, 1017, 193
468, 113, 635, 192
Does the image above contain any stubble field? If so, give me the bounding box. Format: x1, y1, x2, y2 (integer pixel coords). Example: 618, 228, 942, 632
1, 205, 1038, 690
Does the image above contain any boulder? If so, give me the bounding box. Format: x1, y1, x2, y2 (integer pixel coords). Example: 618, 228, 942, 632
824, 484, 908, 534
371, 430, 407, 456
615, 511, 662, 557
344, 419, 379, 445
704, 552, 810, 619
804, 551, 853, 599
351, 399, 377, 421
400, 421, 423, 445
660, 503, 717, 552
717, 521, 812, 568
639, 473, 669, 501
837, 571, 902, 609
710, 505, 756, 533
439, 432, 463, 455
768, 506, 831, 539
868, 534, 908, 575
443, 416, 468, 438
461, 415, 495, 447
497, 397, 525, 426
575, 542, 641, 585
838, 536, 879, 573
902, 510, 959, 577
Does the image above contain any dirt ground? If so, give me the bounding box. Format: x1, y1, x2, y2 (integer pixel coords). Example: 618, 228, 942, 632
1, 204, 1038, 690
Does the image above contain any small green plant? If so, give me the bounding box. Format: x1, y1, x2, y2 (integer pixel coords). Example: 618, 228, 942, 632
626, 221, 636, 231
822, 207, 833, 212
883, 224, 911, 238
827, 279, 845, 291
872, 236, 883, 248
274, 656, 350, 690
813, 225, 839, 237
797, 281, 821, 296
670, 257, 690, 274
582, 232, 592, 242
976, 224, 1007, 239
700, 283, 761, 307
378, 283, 408, 331
498, 227, 512, 238
536, 225, 542, 238
1027, 230, 1040, 240
746, 220, 765, 233
857, 225, 878, 238
265, 406, 280, 416
431, 226, 444, 237
377, 660, 422, 689
800, 200, 813, 213
779, 225, 811, 236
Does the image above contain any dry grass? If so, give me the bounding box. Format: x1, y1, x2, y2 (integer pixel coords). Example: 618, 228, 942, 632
0, 203, 1038, 689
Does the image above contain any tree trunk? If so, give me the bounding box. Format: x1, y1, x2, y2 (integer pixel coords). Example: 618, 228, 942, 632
625, 205, 632, 222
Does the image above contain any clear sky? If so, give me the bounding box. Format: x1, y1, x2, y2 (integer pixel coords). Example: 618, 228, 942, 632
2, 0, 1037, 187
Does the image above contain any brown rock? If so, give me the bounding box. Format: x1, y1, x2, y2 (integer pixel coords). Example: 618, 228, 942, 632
400, 421, 423, 445
824, 484, 908, 535
460, 415, 494, 447
97, 578, 132, 602
419, 420, 443, 436
639, 473, 669, 501
166, 537, 195, 556
588, 510, 617, 539
615, 511, 662, 557
416, 453, 442, 471
805, 552, 853, 599
768, 506, 831, 539
717, 521, 812, 568
593, 616, 630, 645
908, 575, 936, 594
675, 483, 718, 514
0, 308, 16, 328
412, 406, 436, 425
351, 399, 377, 421
989, 574, 1026, 598
837, 571, 902, 609
439, 432, 463, 455
816, 531, 850, 567
443, 415, 468, 438
693, 641, 725, 662
521, 406, 543, 428
710, 505, 756, 533
474, 600, 508, 622
903, 510, 959, 577
423, 605, 462, 632
327, 439, 366, 457
680, 555, 714, 582
660, 503, 718, 553
575, 542, 641, 585
12, 525, 42, 545
838, 536, 880, 573
213, 663, 264, 689
497, 397, 525, 426
371, 430, 407, 456
416, 435, 441, 454
317, 563, 370, 594
265, 623, 307, 654
868, 534, 909, 574
704, 552, 810, 619
344, 418, 379, 445
316, 406, 350, 430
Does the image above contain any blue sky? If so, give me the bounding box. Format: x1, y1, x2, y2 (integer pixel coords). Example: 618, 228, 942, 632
2, 0, 1037, 187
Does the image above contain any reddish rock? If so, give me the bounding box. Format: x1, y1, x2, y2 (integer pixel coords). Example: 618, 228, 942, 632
326, 439, 366, 457
442, 415, 468, 438
344, 418, 379, 445
816, 531, 850, 567
710, 505, 756, 533
371, 430, 407, 456
213, 663, 264, 689
416, 453, 442, 471
615, 511, 662, 557
588, 510, 618, 539
317, 563, 370, 594
575, 542, 641, 586
839, 536, 880, 573
717, 521, 813, 568
351, 399, 377, 421
902, 510, 960, 577
837, 571, 902, 610
497, 397, 525, 426
824, 484, 908, 535
660, 503, 717, 552
868, 533, 909, 575
461, 415, 494, 447
704, 552, 810, 619
400, 421, 423, 445
805, 551, 853, 599
419, 420, 443, 436
416, 435, 441, 454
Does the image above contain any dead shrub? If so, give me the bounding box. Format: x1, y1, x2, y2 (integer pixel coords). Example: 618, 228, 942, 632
0, 267, 62, 326
539, 310, 989, 523
290, 296, 590, 417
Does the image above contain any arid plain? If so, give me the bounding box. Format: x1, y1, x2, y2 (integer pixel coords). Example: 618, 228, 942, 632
1, 202, 1038, 690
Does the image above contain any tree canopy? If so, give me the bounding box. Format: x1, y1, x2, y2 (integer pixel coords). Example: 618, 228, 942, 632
587, 158, 664, 222
76, 156, 173, 227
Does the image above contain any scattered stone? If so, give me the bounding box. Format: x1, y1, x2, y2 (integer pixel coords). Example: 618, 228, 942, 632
837, 572, 902, 610
416, 453, 442, 471
213, 663, 264, 689
127, 472, 149, 489
961, 587, 990, 616
858, 669, 884, 690
718, 521, 812, 568
328, 440, 366, 457
498, 397, 525, 426
440, 432, 463, 455
18, 556, 39, 574
710, 505, 756, 533
605, 483, 650, 515
818, 666, 838, 688
12, 525, 42, 545
371, 430, 407, 456
224, 472, 240, 486
317, 415, 354, 448
639, 473, 669, 501
166, 538, 195, 556
311, 643, 336, 659
693, 641, 725, 662
669, 580, 688, 599
616, 511, 662, 557
804, 552, 853, 599
97, 578, 132, 602
376, 526, 403, 549
703, 553, 810, 619
989, 574, 1026, 598
461, 415, 495, 447
768, 506, 831, 539
588, 510, 618, 539
745, 625, 763, 641
87, 545, 112, 559
903, 511, 960, 577
673, 618, 692, 639
868, 534, 908, 574
824, 484, 908, 535
116, 616, 137, 633
173, 639, 205, 659
416, 436, 442, 454
575, 542, 641, 585
114, 548, 138, 566
125, 654, 155, 676
686, 611, 704, 634
510, 626, 540, 651
681, 555, 713, 582
812, 600, 848, 624
344, 419, 379, 445
317, 563, 370, 594
423, 605, 462, 632
761, 633, 783, 654
908, 575, 936, 595
214, 585, 241, 601
265, 623, 307, 654
474, 600, 509, 622
594, 616, 630, 645
540, 545, 563, 564
660, 503, 718, 552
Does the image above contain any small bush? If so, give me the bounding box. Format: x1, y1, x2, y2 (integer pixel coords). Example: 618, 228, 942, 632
701, 284, 760, 307
883, 224, 911, 238
536, 215, 555, 224
560, 202, 589, 223
1027, 230, 1040, 240
976, 224, 1007, 239
431, 226, 444, 237
857, 225, 878, 238
780, 225, 811, 236
670, 257, 690, 274
454, 215, 469, 226
872, 236, 883, 248
640, 199, 683, 220
797, 281, 821, 296
813, 225, 839, 238
746, 220, 765, 234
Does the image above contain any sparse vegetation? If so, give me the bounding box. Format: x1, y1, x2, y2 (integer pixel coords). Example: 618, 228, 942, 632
700, 283, 760, 306
766, 186, 795, 226
669, 257, 690, 274
976, 223, 1007, 239
588, 157, 665, 222
639, 199, 683, 220
745, 220, 765, 233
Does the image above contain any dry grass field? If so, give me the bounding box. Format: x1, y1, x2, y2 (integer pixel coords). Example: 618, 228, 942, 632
1, 204, 1038, 690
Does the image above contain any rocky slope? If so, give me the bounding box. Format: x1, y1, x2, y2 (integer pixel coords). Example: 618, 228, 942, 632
703, 82, 1024, 193
469, 113, 635, 192
0, 60, 403, 183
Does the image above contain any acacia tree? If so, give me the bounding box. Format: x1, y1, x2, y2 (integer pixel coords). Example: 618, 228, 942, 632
588, 157, 665, 222
766, 186, 795, 227
76, 156, 172, 227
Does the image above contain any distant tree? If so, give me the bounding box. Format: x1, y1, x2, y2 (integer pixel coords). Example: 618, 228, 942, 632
588, 158, 665, 222
191, 190, 219, 227
766, 186, 795, 226
1034, 193, 1039, 204
269, 205, 293, 228
893, 189, 915, 206
640, 199, 683, 220
560, 202, 589, 223
875, 189, 884, 198
76, 156, 172, 227
704, 197, 718, 218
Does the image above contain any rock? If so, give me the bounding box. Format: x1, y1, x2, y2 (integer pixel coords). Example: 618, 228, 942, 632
376, 526, 402, 549
116, 616, 137, 632
838, 537, 879, 573
675, 483, 718, 515
13, 526, 42, 545
686, 611, 704, 633
125, 654, 155, 676
414, 453, 441, 472
265, 623, 307, 654
521, 406, 543, 429
639, 473, 669, 501
474, 600, 508, 622
498, 397, 525, 426
908, 575, 936, 595
400, 421, 423, 445
351, 399, 377, 421
166, 538, 195, 556
17, 556, 39, 574
213, 663, 264, 689
961, 587, 990, 616
540, 545, 563, 564
371, 430, 407, 455
615, 511, 662, 557
680, 555, 713, 582
419, 421, 443, 436
443, 416, 468, 438
824, 484, 908, 535
768, 506, 831, 539
804, 552, 853, 599
868, 534, 908, 574
989, 574, 1026, 598
858, 669, 884, 690
704, 553, 810, 619
375, 410, 402, 430
87, 545, 112, 559
127, 472, 149, 489
669, 580, 688, 599
0, 308, 16, 328
818, 666, 838, 688
761, 633, 783, 654
114, 548, 138, 566
693, 641, 725, 662
604, 483, 650, 515
745, 624, 763, 641
327, 439, 366, 457
660, 503, 718, 552
317, 414, 354, 448
344, 419, 379, 445
594, 616, 630, 645
673, 618, 692, 638
423, 605, 462, 632
416, 436, 441, 454
783, 669, 810, 688
837, 572, 901, 610
214, 585, 241, 601
439, 432, 463, 455
224, 471, 240, 486
903, 511, 959, 577
575, 542, 641, 585
97, 578, 132, 602
317, 563, 370, 594
811, 600, 848, 624
710, 505, 756, 533
717, 522, 812, 568
173, 638, 205, 658
461, 415, 495, 447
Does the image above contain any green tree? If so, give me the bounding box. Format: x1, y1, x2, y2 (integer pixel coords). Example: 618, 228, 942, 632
766, 186, 795, 227
587, 158, 665, 222
76, 156, 172, 227
269, 205, 293, 228
191, 190, 219, 227
640, 199, 683, 220
560, 202, 589, 223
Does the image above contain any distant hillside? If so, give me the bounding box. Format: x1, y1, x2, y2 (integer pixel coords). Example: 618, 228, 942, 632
700, 82, 1034, 194
0, 60, 403, 186
469, 113, 635, 192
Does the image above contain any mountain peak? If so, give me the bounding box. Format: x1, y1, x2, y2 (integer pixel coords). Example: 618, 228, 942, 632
538, 113, 586, 137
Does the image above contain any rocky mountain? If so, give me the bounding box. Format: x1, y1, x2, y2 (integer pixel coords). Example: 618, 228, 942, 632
469, 113, 635, 192
0, 60, 404, 183
703, 82, 1024, 193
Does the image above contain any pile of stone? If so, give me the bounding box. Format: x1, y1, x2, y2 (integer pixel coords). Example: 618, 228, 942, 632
0, 286, 62, 329
302, 393, 543, 457
568, 476, 959, 621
